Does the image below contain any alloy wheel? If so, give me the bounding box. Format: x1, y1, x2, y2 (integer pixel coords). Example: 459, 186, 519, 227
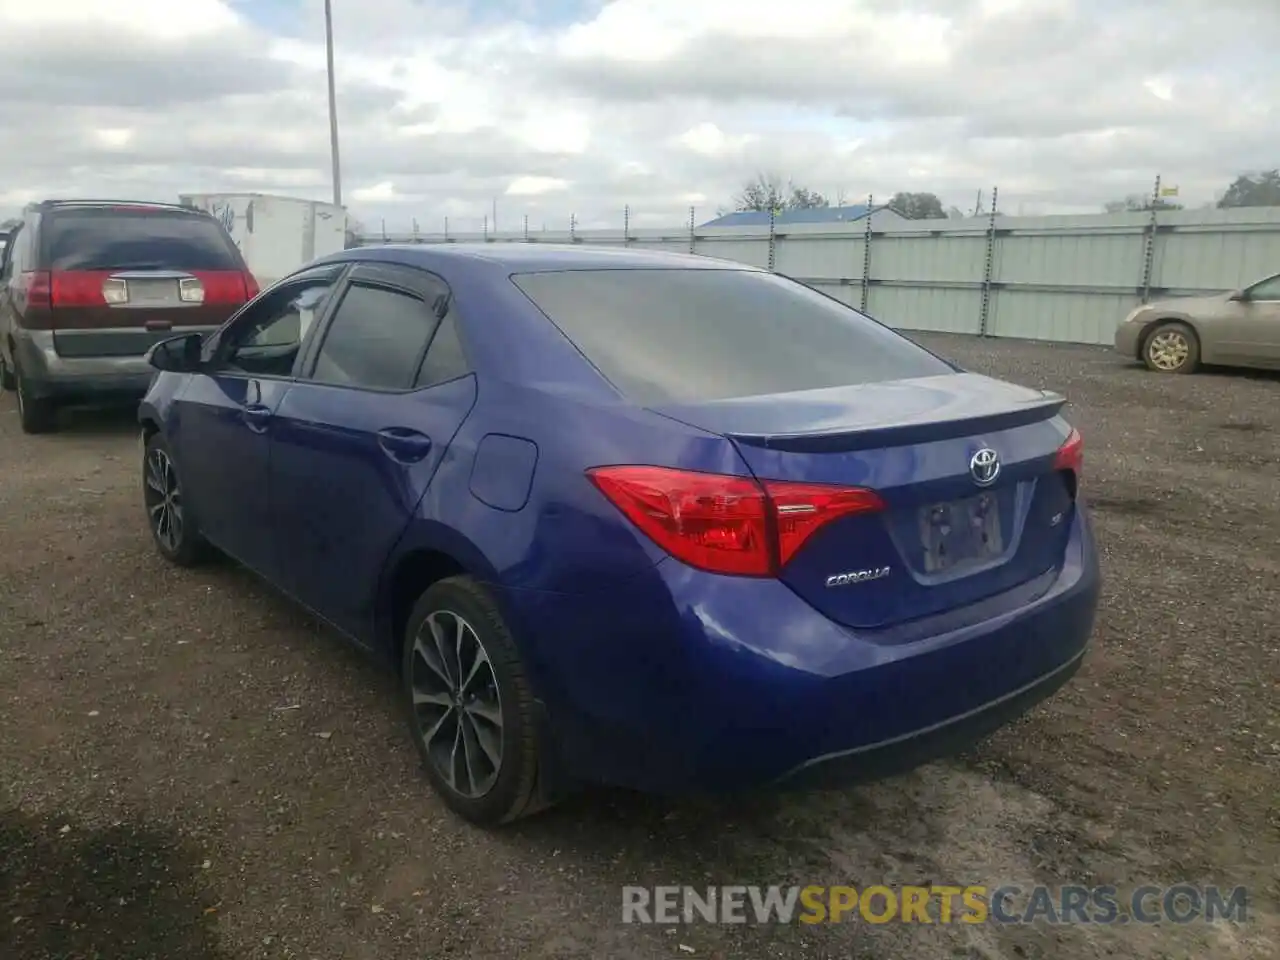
1147, 329, 1190, 371
409, 610, 504, 799
144, 447, 184, 552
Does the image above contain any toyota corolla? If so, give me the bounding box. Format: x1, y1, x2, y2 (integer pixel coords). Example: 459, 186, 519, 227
138, 244, 1100, 826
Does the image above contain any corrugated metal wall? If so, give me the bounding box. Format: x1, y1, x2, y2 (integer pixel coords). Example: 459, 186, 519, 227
365, 208, 1280, 345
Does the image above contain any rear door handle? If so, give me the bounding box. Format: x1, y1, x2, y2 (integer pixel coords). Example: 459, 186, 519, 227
241, 404, 273, 433
376, 427, 433, 463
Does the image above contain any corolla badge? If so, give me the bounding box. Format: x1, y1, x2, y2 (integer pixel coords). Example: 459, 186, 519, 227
969, 447, 1001, 486
825, 566, 891, 588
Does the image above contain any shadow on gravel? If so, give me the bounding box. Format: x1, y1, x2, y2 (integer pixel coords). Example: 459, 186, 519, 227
0, 810, 227, 960
46, 402, 140, 437
1217, 419, 1266, 433
1087, 494, 1163, 517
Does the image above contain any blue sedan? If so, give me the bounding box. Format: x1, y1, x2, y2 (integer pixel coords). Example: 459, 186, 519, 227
138, 243, 1100, 826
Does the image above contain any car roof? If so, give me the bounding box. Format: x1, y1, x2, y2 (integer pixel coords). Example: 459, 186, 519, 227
317, 243, 760, 275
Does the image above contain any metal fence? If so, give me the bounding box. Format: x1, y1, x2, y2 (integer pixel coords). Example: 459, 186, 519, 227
357, 205, 1280, 346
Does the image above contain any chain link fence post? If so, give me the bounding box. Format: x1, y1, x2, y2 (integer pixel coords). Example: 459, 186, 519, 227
1140, 174, 1162, 304
624, 204, 631, 246
443, 216, 450, 243
523, 214, 529, 243
570, 213, 577, 243
688, 206, 696, 254
861, 193, 874, 312
979, 186, 999, 336
767, 205, 778, 272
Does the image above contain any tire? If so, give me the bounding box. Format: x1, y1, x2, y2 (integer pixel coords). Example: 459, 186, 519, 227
143, 432, 209, 566
402, 575, 554, 826
13, 361, 56, 434
1143, 321, 1200, 374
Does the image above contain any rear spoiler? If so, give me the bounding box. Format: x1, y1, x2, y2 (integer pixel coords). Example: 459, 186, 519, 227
728, 393, 1067, 452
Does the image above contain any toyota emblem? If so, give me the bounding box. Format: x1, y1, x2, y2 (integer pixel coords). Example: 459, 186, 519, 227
969, 448, 1001, 486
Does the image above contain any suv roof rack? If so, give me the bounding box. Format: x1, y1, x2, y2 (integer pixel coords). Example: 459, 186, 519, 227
35, 199, 209, 214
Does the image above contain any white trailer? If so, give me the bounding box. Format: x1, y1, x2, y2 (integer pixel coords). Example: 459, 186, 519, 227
177, 192, 348, 290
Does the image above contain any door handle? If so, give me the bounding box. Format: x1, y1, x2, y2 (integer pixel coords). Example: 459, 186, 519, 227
241, 403, 273, 433
376, 427, 433, 463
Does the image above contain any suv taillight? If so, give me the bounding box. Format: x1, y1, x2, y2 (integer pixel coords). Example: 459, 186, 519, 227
586, 466, 884, 577
18, 270, 52, 307
48, 271, 111, 307
188, 271, 255, 305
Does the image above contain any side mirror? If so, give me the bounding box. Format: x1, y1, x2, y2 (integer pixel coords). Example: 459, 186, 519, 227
1228, 289, 1247, 302
146, 332, 204, 373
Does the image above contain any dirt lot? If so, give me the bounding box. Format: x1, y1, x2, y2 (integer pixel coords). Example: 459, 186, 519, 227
1, 334, 1277, 960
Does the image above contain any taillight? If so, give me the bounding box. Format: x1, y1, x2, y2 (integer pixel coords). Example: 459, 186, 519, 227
242, 273, 260, 299
1053, 427, 1083, 500
49, 271, 111, 307
1053, 428, 1083, 480
19, 270, 52, 307
189, 271, 252, 305
763, 481, 886, 567
586, 466, 884, 577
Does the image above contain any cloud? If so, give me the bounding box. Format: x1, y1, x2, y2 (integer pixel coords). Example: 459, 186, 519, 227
0, 0, 1277, 230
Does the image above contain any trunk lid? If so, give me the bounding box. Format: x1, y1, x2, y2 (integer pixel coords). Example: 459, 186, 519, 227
649, 373, 1079, 630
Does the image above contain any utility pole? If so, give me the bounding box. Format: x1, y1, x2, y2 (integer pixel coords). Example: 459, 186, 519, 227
324, 0, 343, 207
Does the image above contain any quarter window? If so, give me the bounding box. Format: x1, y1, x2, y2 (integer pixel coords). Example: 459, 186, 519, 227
414, 312, 469, 388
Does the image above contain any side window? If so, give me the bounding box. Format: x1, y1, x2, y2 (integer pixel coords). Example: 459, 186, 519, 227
1246, 274, 1280, 301
414, 311, 469, 388
0, 230, 13, 280
219, 275, 338, 377
6, 221, 33, 277
310, 284, 437, 391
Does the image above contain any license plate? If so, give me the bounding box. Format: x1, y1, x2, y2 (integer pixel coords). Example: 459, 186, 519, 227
918, 492, 1003, 573
126, 279, 180, 306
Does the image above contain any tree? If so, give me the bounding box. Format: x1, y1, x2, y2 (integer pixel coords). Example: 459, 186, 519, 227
1217, 170, 1280, 208
1103, 195, 1183, 213
886, 191, 946, 220
732, 173, 829, 213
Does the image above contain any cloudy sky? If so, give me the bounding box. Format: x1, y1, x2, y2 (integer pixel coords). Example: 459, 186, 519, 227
0, 0, 1276, 233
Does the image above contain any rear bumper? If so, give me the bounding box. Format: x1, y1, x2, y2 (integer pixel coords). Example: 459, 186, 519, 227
775, 645, 1084, 790
12, 330, 165, 401
500, 505, 1101, 795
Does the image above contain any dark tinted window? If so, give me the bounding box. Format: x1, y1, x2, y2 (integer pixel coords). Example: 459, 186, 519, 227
311, 284, 435, 390
511, 268, 953, 404
414, 312, 469, 387
43, 210, 241, 271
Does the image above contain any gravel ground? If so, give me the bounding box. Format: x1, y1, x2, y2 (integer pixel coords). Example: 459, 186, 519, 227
1, 334, 1278, 960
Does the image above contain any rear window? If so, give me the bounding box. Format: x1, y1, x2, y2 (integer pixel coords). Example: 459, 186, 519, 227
43, 209, 241, 272
511, 268, 953, 404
